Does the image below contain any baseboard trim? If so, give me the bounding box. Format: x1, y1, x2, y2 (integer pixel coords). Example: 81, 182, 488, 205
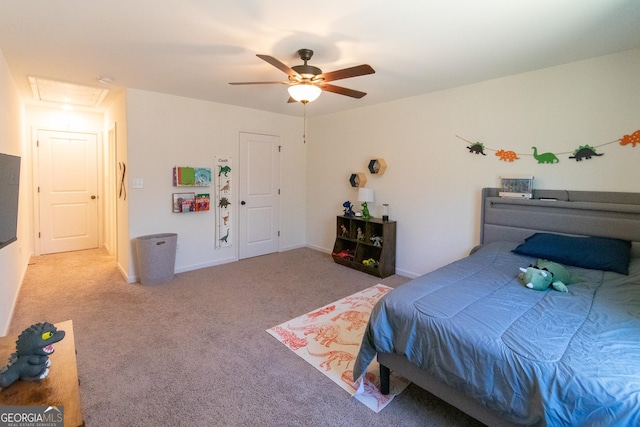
174, 256, 237, 274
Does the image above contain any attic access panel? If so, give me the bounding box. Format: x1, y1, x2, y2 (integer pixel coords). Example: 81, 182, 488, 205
29, 77, 109, 108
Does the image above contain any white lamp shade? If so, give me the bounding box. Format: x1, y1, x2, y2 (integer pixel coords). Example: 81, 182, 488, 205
358, 187, 375, 203
288, 84, 322, 103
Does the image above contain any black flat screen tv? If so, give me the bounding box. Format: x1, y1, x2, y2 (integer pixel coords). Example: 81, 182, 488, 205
0, 153, 21, 250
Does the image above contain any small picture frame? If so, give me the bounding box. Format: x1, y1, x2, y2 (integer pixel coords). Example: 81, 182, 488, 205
499, 176, 534, 199
173, 192, 196, 213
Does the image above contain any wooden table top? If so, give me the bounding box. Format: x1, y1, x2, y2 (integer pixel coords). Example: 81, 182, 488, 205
0, 320, 84, 427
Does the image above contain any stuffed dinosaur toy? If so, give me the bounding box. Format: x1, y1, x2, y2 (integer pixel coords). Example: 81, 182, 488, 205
0, 322, 65, 389
536, 259, 579, 285
518, 259, 579, 293
518, 266, 567, 292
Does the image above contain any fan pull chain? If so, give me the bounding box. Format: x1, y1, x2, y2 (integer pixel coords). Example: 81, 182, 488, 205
303, 102, 307, 144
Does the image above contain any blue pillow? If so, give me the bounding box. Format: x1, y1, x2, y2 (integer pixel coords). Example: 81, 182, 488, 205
512, 233, 631, 275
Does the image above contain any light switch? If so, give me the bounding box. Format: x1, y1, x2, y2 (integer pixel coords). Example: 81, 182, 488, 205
132, 178, 144, 189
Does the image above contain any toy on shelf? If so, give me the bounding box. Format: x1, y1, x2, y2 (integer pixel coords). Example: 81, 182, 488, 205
343, 201, 354, 217
361, 202, 371, 220
362, 258, 378, 268
370, 235, 383, 247
332, 248, 355, 261
340, 224, 349, 237
357, 227, 365, 241
0, 322, 66, 389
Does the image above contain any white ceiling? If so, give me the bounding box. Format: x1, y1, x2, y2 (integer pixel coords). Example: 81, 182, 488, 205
1, 0, 639, 117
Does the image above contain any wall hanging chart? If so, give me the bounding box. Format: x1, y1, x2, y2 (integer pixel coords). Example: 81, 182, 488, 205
456, 128, 639, 164
215, 156, 233, 248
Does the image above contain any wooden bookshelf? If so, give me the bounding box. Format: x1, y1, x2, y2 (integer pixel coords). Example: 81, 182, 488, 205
331, 216, 396, 278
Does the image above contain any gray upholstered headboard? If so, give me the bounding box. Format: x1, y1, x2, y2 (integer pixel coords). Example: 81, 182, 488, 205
480, 188, 640, 245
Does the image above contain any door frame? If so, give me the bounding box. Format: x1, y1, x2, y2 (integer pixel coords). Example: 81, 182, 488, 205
31, 127, 104, 256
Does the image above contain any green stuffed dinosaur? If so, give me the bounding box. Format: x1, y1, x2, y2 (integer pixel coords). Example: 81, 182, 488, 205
518, 266, 567, 292
536, 259, 579, 285
517, 259, 578, 293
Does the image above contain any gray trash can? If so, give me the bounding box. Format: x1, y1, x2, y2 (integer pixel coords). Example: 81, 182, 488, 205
134, 233, 177, 285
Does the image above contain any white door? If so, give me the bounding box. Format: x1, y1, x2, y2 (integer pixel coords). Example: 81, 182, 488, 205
36, 130, 99, 254
238, 132, 280, 259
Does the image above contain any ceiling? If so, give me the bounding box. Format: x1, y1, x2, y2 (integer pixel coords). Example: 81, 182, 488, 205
1, 0, 639, 117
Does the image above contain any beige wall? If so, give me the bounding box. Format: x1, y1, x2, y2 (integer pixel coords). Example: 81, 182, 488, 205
122, 89, 306, 281
307, 48, 640, 278
0, 50, 29, 335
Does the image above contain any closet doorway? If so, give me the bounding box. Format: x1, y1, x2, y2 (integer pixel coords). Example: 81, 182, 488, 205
238, 132, 280, 259
34, 129, 100, 255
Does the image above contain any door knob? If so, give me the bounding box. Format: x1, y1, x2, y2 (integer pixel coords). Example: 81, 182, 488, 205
91, 195, 96, 199
241, 201, 246, 205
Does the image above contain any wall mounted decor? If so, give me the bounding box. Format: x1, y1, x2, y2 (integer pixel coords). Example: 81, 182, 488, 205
467, 142, 487, 156
531, 147, 559, 164
118, 162, 126, 200
620, 130, 640, 147
569, 145, 603, 161
215, 156, 233, 248
173, 167, 211, 186
455, 128, 639, 165
495, 149, 520, 162
368, 158, 387, 175
349, 172, 367, 188
195, 194, 210, 211
172, 192, 195, 213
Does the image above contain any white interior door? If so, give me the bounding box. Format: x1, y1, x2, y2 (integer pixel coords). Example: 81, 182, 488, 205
37, 130, 99, 254
238, 132, 280, 259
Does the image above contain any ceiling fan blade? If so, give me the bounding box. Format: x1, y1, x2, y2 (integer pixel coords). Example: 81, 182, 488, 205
320, 84, 367, 99
228, 81, 287, 85
256, 54, 300, 78
319, 64, 375, 82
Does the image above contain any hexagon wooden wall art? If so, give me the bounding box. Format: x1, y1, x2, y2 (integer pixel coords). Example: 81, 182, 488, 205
368, 158, 387, 175
349, 172, 367, 188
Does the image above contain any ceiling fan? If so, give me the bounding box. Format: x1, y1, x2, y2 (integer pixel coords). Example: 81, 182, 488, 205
229, 48, 375, 104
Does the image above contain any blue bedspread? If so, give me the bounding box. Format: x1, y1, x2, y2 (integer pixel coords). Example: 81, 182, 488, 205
354, 241, 640, 426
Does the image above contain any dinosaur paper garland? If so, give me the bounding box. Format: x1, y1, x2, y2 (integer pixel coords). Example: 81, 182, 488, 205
457, 129, 638, 164
531, 147, 559, 164
620, 130, 640, 147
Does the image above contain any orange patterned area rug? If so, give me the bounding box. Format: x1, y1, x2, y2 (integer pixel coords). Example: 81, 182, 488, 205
267, 284, 410, 413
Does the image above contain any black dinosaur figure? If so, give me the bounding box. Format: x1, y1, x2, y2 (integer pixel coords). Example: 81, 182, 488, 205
569, 145, 603, 161
0, 322, 65, 388
218, 197, 231, 208
467, 142, 486, 155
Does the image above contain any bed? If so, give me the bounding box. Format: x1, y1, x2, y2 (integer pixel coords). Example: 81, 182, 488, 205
353, 188, 640, 426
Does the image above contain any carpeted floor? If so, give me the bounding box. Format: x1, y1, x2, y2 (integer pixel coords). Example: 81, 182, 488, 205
8, 247, 485, 427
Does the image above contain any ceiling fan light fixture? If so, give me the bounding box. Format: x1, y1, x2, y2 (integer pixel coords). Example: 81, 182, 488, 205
288, 83, 322, 104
